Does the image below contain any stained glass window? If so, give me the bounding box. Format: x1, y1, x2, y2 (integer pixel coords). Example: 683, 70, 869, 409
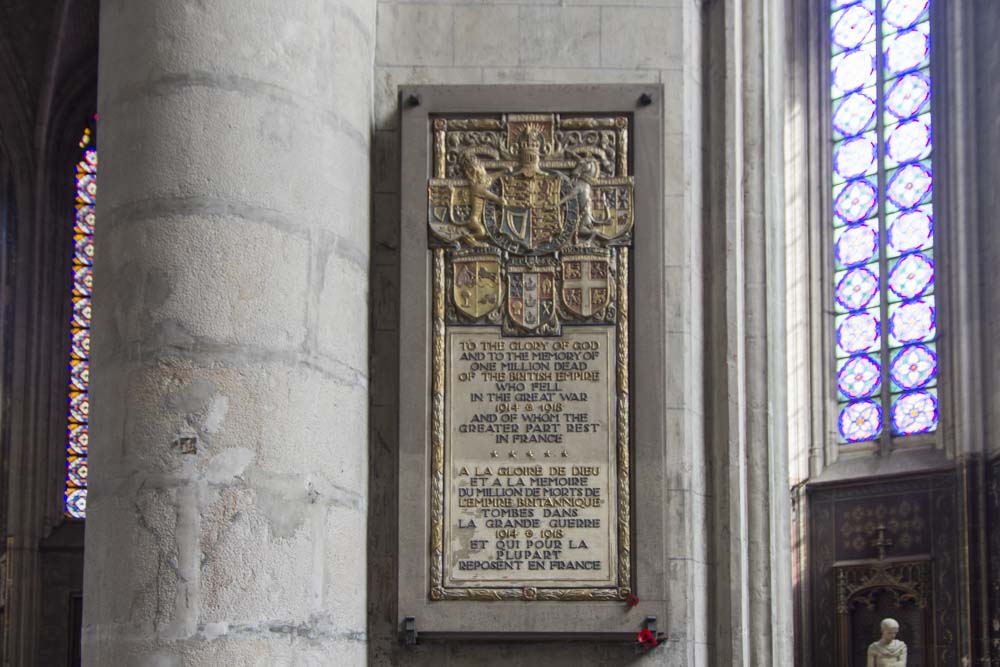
832, 0, 937, 443
65, 126, 95, 517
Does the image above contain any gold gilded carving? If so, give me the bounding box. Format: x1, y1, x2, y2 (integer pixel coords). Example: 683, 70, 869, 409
427, 112, 633, 601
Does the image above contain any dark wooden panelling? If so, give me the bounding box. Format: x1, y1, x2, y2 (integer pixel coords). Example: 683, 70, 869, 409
808, 471, 961, 666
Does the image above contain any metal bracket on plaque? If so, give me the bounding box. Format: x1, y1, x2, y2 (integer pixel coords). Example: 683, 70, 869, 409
644, 616, 657, 635
403, 616, 418, 646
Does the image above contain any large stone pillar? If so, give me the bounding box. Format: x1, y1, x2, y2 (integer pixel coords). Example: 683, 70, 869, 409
83, 1, 374, 663
705, 0, 793, 664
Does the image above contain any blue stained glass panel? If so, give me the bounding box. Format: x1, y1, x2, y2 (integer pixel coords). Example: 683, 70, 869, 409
65, 489, 86, 519
888, 252, 934, 300
67, 456, 88, 488
834, 134, 877, 181
891, 389, 938, 435
839, 399, 882, 442
887, 208, 933, 256
836, 266, 880, 312
832, 44, 877, 98
834, 179, 879, 224
885, 72, 931, 120
74, 234, 94, 266
72, 298, 92, 328
885, 117, 931, 167
75, 207, 95, 235
832, 0, 937, 443
886, 163, 932, 210
889, 344, 937, 390
69, 392, 89, 423
838, 355, 882, 399
833, 92, 877, 138
832, 4, 876, 51
67, 423, 88, 455
837, 309, 881, 356
71, 328, 90, 359
73, 265, 93, 296
884, 23, 929, 75
889, 297, 936, 346
883, 0, 929, 31
70, 359, 89, 391
835, 220, 879, 267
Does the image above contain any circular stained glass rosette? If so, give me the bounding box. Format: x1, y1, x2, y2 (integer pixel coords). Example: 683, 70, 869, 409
834, 179, 878, 224
890, 344, 937, 390
835, 221, 878, 267
69, 392, 90, 423
833, 48, 876, 97
836, 267, 879, 311
887, 164, 932, 210
65, 489, 87, 518
886, 118, 931, 166
888, 253, 934, 300
73, 297, 92, 328
887, 208, 933, 255
891, 390, 938, 435
77, 174, 97, 204
832, 4, 875, 51
833, 92, 877, 138
67, 456, 88, 488
839, 399, 882, 442
837, 310, 880, 355
838, 355, 881, 399
74, 265, 93, 296
834, 136, 876, 181
74, 235, 94, 265
67, 423, 88, 455
889, 298, 935, 345
84, 148, 97, 170
884, 25, 929, 75
75, 206, 95, 235
883, 0, 929, 31
70, 359, 89, 391
72, 328, 90, 359
886, 72, 931, 120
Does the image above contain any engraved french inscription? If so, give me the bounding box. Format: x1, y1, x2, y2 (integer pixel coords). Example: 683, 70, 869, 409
445, 327, 616, 587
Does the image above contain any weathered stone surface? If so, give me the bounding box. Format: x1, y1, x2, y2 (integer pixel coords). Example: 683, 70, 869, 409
84, 0, 373, 663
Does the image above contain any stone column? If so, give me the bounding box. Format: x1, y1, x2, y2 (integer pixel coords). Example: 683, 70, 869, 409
83, 1, 374, 663
705, 0, 793, 664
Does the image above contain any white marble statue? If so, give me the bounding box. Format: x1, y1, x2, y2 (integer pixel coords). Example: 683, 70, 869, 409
867, 618, 907, 666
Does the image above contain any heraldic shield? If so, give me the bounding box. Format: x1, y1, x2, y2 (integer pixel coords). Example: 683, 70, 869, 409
507, 264, 557, 331
498, 172, 564, 251
561, 252, 611, 319
452, 252, 502, 319
591, 178, 633, 242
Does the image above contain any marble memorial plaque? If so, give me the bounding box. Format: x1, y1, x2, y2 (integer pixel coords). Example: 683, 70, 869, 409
425, 112, 632, 601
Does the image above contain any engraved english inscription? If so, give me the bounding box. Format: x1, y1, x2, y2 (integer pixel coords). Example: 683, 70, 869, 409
427, 113, 632, 601
445, 327, 616, 587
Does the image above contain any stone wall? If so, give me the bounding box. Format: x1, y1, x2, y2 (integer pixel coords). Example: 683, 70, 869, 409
368, 1, 710, 664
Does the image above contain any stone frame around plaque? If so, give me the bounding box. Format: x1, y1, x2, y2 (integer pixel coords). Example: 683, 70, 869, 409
398, 85, 666, 640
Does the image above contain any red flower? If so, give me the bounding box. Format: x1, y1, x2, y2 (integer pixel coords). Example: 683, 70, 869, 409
626, 594, 640, 608
638, 628, 658, 648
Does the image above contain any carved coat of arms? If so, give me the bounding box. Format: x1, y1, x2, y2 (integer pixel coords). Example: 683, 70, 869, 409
561, 253, 611, 319
507, 264, 556, 332
427, 113, 633, 335
452, 253, 502, 319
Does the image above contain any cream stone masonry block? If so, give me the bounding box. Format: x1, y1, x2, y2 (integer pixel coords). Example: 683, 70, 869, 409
453, 6, 519, 66
317, 253, 370, 373
93, 360, 366, 493
601, 7, 682, 69
99, 0, 373, 137
377, 3, 454, 66
100, 88, 370, 238
374, 66, 483, 130
482, 67, 660, 85
98, 216, 310, 351
519, 6, 601, 68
